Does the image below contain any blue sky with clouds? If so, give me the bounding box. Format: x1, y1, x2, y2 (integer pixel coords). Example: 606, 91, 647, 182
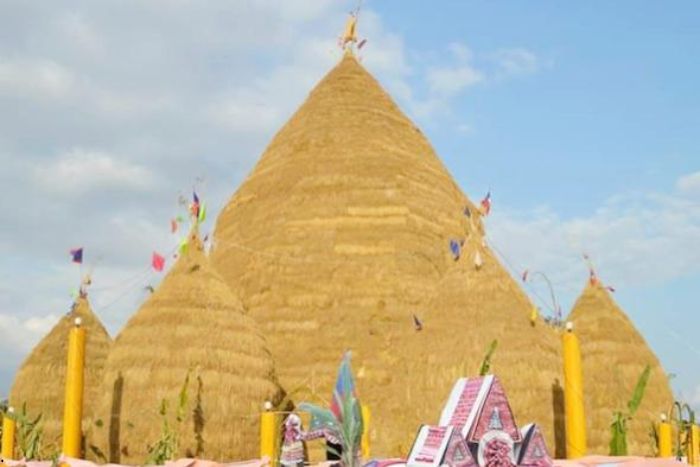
1, 1, 698, 410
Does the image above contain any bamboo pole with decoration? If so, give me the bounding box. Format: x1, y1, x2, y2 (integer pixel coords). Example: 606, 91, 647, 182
1, 406, 15, 460
260, 401, 278, 466
62, 317, 86, 458
562, 321, 587, 458
689, 423, 700, 466
361, 405, 371, 459
658, 414, 673, 457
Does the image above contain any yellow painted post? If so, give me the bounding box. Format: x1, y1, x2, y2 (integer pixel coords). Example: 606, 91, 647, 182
658, 414, 673, 457
361, 404, 371, 459
62, 317, 86, 458
260, 402, 278, 466
562, 322, 587, 458
1, 407, 16, 460
687, 424, 699, 465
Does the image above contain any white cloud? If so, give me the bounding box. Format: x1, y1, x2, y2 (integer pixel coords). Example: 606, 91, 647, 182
487, 172, 700, 296
0, 58, 75, 99
691, 384, 700, 413
0, 312, 59, 356
427, 65, 483, 97
32, 148, 156, 195
493, 48, 539, 76
448, 42, 474, 62
677, 171, 700, 197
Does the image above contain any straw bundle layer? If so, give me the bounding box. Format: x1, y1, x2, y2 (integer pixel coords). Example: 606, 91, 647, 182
568, 283, 673, 456
9, 297, 112, 449
425, 243, 563, 452
90, 236, 284, 464
210, 52, 551, 455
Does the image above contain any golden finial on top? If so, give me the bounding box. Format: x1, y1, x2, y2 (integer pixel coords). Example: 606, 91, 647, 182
339, 1, 367, 54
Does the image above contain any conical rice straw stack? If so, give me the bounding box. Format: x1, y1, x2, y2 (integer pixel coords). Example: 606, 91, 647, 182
90, 233, 284, 464
568, 281, 674, 455
425, 240, 562, 451
211, 52, 530, 455
9, 296, 112, 450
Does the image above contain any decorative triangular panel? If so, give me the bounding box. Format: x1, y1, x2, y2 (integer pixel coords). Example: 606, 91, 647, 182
517, 424, 553, 467
469, 376, 521, 444
407, 425, 476, 467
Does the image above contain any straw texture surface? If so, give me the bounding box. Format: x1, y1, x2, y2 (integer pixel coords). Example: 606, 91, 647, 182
9, 297, 112, 449
568, 283, 673, 456
211, 53, 553, 455
425, 242, 563, 451
91, 235, 284, 464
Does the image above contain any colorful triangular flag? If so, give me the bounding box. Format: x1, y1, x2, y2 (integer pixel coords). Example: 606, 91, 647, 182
152, 252, 165, 272
69, 248, 83, 264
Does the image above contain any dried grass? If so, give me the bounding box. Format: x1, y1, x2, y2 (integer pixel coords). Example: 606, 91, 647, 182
567, 282, 674, 456
89, 234, 285, 464
9, 297, 112, 449
424, 243, 563, 453
210, 53, 556, 456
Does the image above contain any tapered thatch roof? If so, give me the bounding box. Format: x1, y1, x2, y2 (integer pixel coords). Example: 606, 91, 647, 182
568, 281, 673, 456
424, 240, 563, 453
9, 296, 112, 449
90, 233, 284, 464
210, 52, 519, 455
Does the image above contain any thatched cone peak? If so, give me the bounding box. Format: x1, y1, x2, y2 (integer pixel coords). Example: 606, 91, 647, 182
91, 234, 284, 464
211, 53, 482, 454
9, 295, 112, 450
568, 281, 673, 455
424, 240, 563, 454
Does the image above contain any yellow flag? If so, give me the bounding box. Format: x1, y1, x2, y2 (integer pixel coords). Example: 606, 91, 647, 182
530, 306, 539, 325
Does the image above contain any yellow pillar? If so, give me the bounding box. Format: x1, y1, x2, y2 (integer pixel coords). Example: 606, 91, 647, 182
62, 317, 86, 458
687, 424, 699, 465
562, 322, 587, 458
260, 402, 278, 466
1, 407, 16, 460
361, 405, 371, 459
658, 414, 673, 457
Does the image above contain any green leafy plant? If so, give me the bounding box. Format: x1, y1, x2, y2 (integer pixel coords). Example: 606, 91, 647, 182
298, 352, 363, 467
2, 403, 48, 460
609, 364, 651, 455
479, 340, 498, 376
145, 371, 191, 465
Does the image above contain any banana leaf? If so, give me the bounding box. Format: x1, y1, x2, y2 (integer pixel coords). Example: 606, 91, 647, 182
628, 365, 651, 416
479, 340, 498, 376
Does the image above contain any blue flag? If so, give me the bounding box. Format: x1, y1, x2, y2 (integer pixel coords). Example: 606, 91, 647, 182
449, 239, 460, 260
70, 248, 83, 264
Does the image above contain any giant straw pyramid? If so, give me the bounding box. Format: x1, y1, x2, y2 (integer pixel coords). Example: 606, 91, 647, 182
10, 296, 112, 449
211, 52, 560, 455
568, 281, 673, 455
91, 232, 284, 463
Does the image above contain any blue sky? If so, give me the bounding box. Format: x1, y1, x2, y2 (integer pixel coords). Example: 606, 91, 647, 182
0, 1, 698, 411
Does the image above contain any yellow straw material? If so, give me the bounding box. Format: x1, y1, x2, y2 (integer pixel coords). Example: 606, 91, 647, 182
568, 282, 673, 455
9, 297, 111, 449
90, 233, 285, 464
211, 51, 503, 456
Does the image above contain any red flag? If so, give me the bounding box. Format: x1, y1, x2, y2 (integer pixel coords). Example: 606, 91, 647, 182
480, 192, 491, 216
152, 252, 165, 272
170, 219, 178, 234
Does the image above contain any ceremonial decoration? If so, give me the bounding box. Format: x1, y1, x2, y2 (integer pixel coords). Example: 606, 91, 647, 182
408, 376, 552, 467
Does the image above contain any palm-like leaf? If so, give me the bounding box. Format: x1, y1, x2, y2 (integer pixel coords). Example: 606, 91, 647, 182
628, 364, 651, 416
479, 340, 498, 376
